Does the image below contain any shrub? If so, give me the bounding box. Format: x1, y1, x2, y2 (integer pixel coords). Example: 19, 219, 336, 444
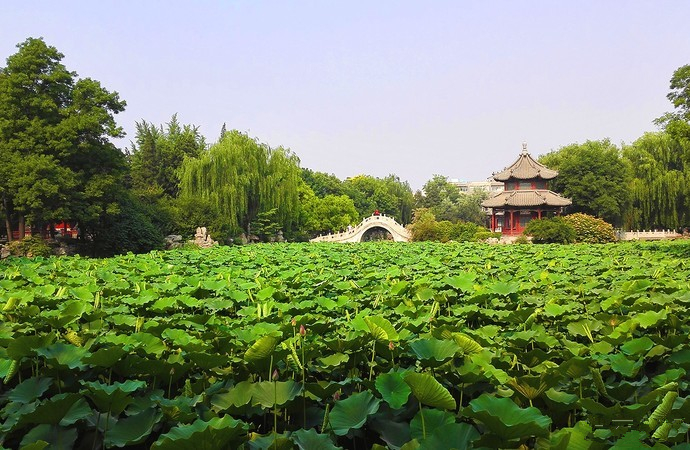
524, 217, 576, 244
6, 236, 52, 258
514, 235, 531, 244
564, 213, 616, 243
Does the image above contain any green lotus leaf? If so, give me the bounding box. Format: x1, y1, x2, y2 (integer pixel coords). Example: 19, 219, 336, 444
418, 422, 479, 450
543, 303, 568, 317
404, 372, 456, 411
251, 380, 302, 408
608, 354, 643, 378
18, 393, 82, 426
36, 343, 90, 369
83, 346, 127, 368
7, 335, 54, 359
244, 335, 279, 362
451, 333, 483, 355
415, 287, 436, 301
548, 421, 593, 450
69, 286, 93, 302
292, 428, 343, 450
391, 280, 410, 296
410, 408, 455, 441
634, 310, 667, 329
409, 338, 460, 366
8, 377, 53, 403
247, 432, 293, 450
566, 320, 602, 342
365, 316, 399, 342
329, 391, 381, 436
20, 424, 77, 450
151, 416, 249, 450
19, 440, 49, 450
376, 371, 411, 409
465, 394, 551, 440
256, 286, 276, 301
81, 380, 147, 415
620, 337, 655, 355
130, 333, 167, 356
104, 408, 163, 448
610, 430, 649, 449
488, 281, 519, 296
443, 274, 475, 292
317, 353, 349, 369
58, 398, 92, 426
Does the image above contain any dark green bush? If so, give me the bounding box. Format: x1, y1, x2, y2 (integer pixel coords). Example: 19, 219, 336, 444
524, 217, 576, 244
563, 213, 616, 243
6, 236, 52, 257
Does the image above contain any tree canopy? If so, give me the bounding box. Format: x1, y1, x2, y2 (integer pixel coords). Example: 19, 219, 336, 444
0, 37, 128, 242
179, 130, 302, 238
538, 140, 630, 226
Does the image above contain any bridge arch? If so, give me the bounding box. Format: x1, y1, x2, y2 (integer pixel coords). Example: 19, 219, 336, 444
310, 214, 411, 243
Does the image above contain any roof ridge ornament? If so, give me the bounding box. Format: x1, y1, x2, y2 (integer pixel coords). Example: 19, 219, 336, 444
522, 142, 528, 155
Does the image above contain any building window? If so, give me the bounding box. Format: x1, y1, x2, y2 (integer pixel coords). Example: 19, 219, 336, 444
519, 181, 532, 190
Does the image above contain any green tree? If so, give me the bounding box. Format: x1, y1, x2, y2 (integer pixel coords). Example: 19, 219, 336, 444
0, 37, 127, 243
179, 130, 301, 238
417, 175, 487, 225
665, 64, 690, 122
343, 174, 414, 224
539, 140, 630, 226
623, 132, 690, 229
129, 115, 206, 198
302, 194, 359, 236
300, 169, 346, 198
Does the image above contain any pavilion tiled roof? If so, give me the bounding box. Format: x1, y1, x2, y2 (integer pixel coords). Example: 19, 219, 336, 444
492, 149, 558, 181
481, 190, 572, 208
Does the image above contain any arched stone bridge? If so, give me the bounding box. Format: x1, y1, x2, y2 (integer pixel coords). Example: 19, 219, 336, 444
310, 214, 411, 243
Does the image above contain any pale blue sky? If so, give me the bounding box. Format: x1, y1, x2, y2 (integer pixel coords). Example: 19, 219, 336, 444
2, 1, 689, 189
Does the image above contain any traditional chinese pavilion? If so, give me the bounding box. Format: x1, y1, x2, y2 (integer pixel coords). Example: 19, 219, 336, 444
481, 144, 571, 235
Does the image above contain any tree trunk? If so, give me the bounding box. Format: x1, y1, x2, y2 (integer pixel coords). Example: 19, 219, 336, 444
2, 193, 12, 242
18, 215, 25, 240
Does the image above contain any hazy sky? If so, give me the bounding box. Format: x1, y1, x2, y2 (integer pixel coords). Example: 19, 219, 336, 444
3, 2, 689, 190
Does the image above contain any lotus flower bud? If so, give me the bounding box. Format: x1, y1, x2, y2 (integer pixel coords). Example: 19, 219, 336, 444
272, 369, 279, 381
300, 324, 306, 337
388, 341, 395, 351
291, 318, 297, 327
333, 391, 341, 401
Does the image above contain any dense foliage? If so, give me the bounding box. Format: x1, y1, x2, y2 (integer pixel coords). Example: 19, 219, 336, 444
539, 140, 630, 227
563, 213, 617, 244
0, 38, 128, 245
2, 242, 690, 448
179, 130, 302, 239
523, 217, 576, 244
408, 208, 494, 242
416, 176, 488, 225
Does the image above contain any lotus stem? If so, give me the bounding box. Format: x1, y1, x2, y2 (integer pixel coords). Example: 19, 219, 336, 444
420, 407, 427, 439
369, 341, 376, 381
321, 403, 330, 433
273, 378, 278, 449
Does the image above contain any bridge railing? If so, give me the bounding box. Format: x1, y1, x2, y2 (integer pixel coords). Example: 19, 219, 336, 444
312, 214, 408, 242
617, 229, 682, 241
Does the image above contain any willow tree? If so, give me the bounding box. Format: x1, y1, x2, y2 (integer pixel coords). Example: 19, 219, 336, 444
623, 132, 690, 230
179, 130, 301, 237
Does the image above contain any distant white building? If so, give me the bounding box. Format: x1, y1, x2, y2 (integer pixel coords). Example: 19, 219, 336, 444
448, 178, 504, 194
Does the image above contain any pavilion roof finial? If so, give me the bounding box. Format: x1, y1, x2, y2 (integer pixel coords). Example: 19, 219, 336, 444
522, 142, 528, 154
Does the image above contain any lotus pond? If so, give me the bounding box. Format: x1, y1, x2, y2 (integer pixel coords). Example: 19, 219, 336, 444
1, 241, 690, 449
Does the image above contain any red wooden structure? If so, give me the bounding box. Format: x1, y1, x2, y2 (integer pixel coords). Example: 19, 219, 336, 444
481, 144, 571, 235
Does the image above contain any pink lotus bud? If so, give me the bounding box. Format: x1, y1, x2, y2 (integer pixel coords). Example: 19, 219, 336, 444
333, 391, 341, 401
291, 318, 297, 327
300, 324, 306, 337
388, 341, 395, 351
272, 369, 279, 381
